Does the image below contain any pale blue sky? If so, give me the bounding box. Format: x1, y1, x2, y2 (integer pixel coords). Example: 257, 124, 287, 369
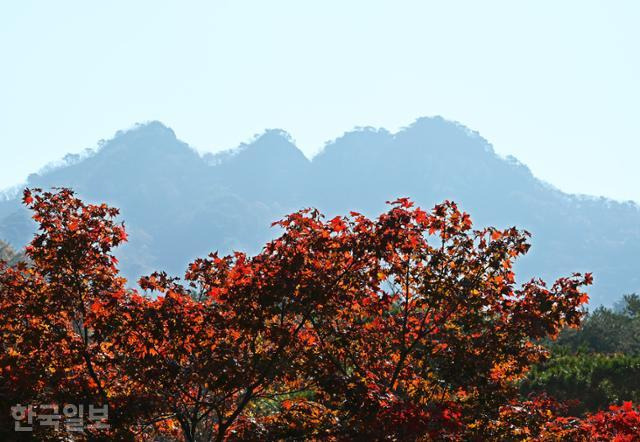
1, 1, 639, 201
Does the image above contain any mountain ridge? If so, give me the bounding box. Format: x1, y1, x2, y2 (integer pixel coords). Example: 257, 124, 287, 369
2, 117, 639, 306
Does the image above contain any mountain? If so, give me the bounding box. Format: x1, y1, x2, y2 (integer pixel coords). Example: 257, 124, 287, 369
2, 117, 639, 305
0, 239, 24, 266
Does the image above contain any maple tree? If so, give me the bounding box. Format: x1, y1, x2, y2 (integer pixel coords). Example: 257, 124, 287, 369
575, 402, 640, 441
2, 188, 637, 440
232, 198, 592, 440
0, 188, 140, 440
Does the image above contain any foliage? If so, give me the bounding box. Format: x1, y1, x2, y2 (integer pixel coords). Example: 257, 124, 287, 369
524, 294, 640, 416
552, 294, 640, 355
523, 353, 640, 415
0, 189, 137, 440
543, 401, 640, 441
575, 401, 640, 441
3, 188, 634, 441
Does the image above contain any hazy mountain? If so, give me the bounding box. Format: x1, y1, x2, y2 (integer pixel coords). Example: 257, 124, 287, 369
2, 117, 639, 306
0, 239, 24, 267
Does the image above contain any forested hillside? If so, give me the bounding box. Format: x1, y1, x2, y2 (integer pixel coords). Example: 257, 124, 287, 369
2, 117, 639, 305
0, 239, 22, 266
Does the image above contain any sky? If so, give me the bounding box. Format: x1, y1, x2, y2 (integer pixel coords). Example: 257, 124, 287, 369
1, 1, 639, 202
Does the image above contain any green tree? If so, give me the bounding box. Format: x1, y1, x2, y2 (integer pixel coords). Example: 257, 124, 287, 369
553, 294, 640, 355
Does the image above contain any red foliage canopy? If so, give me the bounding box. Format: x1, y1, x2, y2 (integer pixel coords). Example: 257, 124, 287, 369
1, 188, 631, 441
